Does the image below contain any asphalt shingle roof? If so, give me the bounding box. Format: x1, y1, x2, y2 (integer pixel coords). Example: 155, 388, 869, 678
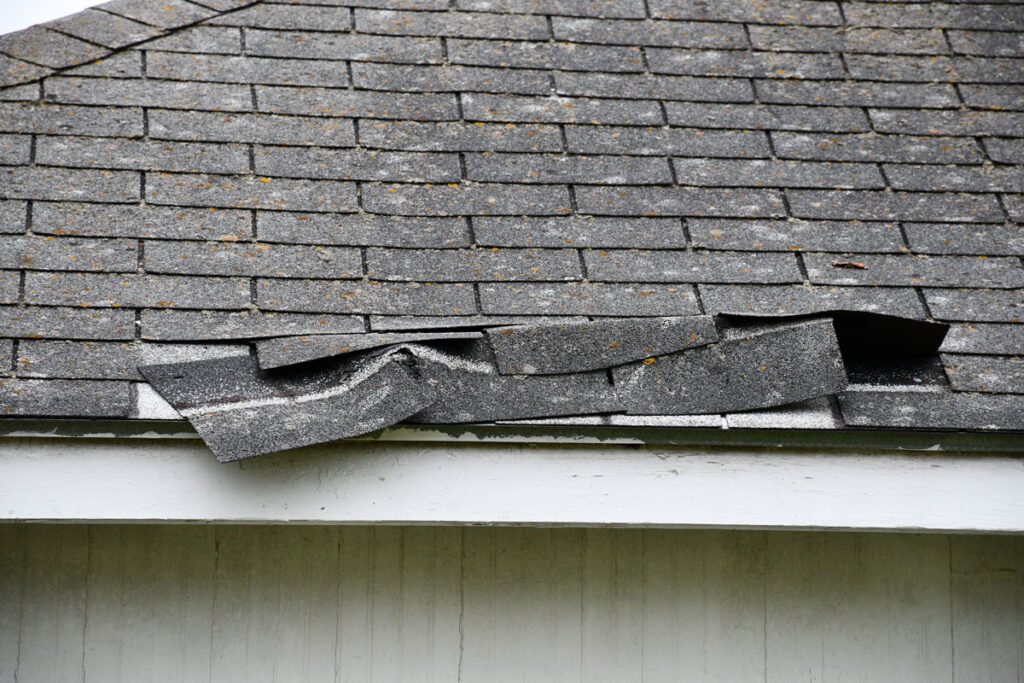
1, 0, 1023, 442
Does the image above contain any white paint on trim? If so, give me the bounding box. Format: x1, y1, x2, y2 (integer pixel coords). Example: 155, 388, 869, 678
2, 437, 1023, 531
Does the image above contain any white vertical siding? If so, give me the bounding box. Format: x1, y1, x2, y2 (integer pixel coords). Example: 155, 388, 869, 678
1, 525, 1022, 683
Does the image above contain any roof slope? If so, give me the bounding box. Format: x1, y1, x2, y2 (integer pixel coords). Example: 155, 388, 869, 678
0, 0, 1022, 433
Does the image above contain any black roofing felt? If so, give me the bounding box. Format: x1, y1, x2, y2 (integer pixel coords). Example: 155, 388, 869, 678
1, 0, 1023, 452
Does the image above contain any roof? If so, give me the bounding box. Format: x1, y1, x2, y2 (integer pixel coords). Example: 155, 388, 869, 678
0, 0, 1022, 457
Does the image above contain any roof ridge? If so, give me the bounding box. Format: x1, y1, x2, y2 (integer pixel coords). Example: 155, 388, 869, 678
0, 0, 258, 88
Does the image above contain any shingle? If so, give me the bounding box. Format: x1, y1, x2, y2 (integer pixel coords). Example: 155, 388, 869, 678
0, 339, 10, 375
246, 29, 443, 63
146, 173, 358, 212
585, 249, 801, 283
985, 138, 1024, 164
258, 279, 477, 314
455, 0, 646, 19
255, 330, 483, 368
0, 378, 130, 417
665, 103, 870, 133
925, 288, 1024, 322
789, 190, 1004, 222
552, 17, 747, 48
36, 137, 250, 174
612, 319, 847, 415
673, 159, 884, 189
142, 27, 243, 54
0, 201, 27, 234
775, 132, 982, 164
352, 63, 549, 94
886, 165, 1024, 193
24, 272, 252, 309
575, 186, 786, 217
554, 72, 752, 103
869, 108, 1024, 137
0, 26, 109, 69
0, 134, 30, 165
689, 218, 904, 253
146, 52, 350, 87
210, 4, 353, 30
838, 391, 1024, 430
940, 323, 1024, 355
906, 223, 1024, 256
845, 2, 1024, 31
804, 253, 1024, 289
358, 121, 562, 152
449, 39, 644, 72
959, 84, 1024, 111
846, 55, 1024, 84
143, 241, 363, 278
362, 183, 572, 216
756, 80, 959, 109
648, 0, 841, 25
948, 30, 1024, 57
149, 110, 356, 146
0, 103, 143, 137
32, 202, 252, 241
943, 354, 1024, 393
366, 247, 582, 281
17, 340, 249, 380
648, 49, 843, 79
1, 167, 140, 203
44, 77, 252, 111
98, 0, 216, 27
464, 94, 663, 125
253, 147, 460, 182
256, 86, 458, 120
474, 216, 688, 248
479, 282, 700, 316
65, 51, 142, 78
466, 153, 673, 184
748, 26, 948, 55
699, 284, 926, 318
0, 54, 50, 88
0, 305, 135, 340
565, 126, 770, 157
0, 236, 137, 272
258, 213, 471, 247
45, 9, 161, 49
0, 272, 18, 304
141, 309, 364, 340
355, 9, 549, 39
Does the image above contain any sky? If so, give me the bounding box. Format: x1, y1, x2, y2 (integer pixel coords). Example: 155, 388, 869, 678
1, 0, 106, 35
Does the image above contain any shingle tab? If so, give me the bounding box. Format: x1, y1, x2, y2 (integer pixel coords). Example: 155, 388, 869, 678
258, 213, 471, 247
943, 354, 1024, 394
466, 153, 672, 184
689, 218, 904, 253
0, 378, 131, 417
673, 159, 884, 189
0, 236, 137, 272
0, 201, 27, 234
649, 0, 841, 25
566, 126, 769, 157
36, 137, 250, 174
24, 272, 251, 309
352, 63, 549, 95
358, 121, 562, 152
246, 29, 443, 63
1, 167, 140, 203
0, 306, 135, 340
146, 173, 358, 212
838, 391, 1024, 430
149, 110, 356, 146
463, 94, 663, 125
33, 202, 252, 240
925, 288, 1024, 322
362, 183, 572, 216
772, 132, 983, 164
256, 86, 459, 120
449, 39, 644, 72
141, 309, 364, 340
804, 253, 1024, 289
554, 72, 752, 103
665, 103, 870, 132
585, 250, 802, 283
473, 216, 688, 248
0, 26, 109, 69
576, 186, 786, 217
648, 49, 843, 79
0, 103, 143, 137
940, 323, 1024, 355
756, 80, 959, 109
455, 0, 646, 18
144, 241, 363, 278
17, 340, 249, 380
787, 190, 1004, 222
480, 282, 700, 316
700, 284, 926, 318
253, 147, 460, 182
367, 247, 582, 281
552, 18, 747, 48
905, 223, 1024, 257
258, 279, 477, 314
355, 9, 549, 39
146, 52, 350, 87
44, 77, 253, 111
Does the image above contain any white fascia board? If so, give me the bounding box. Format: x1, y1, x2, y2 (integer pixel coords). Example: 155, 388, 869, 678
2, 433, 1023, 532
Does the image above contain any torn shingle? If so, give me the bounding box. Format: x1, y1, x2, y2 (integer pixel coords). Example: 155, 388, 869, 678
485, 315, 718, 375
256, 331, 484, 369
612, 318, 848, 415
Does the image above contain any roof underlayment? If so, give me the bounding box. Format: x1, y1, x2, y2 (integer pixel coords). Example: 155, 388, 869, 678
0, 0, 1022, 458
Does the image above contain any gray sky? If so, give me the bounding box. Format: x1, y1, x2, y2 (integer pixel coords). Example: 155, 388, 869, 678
1, 0, 106, 35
